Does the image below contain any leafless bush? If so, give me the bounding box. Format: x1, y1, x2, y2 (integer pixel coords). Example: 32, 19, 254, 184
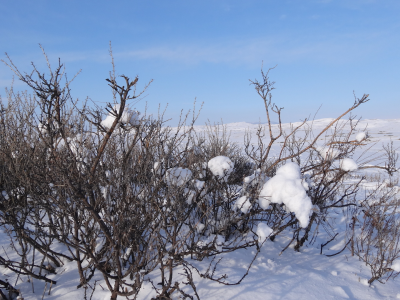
0, 51, 397, 299
353, 186, 400, 284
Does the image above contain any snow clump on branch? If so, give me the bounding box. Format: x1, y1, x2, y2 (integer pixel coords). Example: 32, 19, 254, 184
316, 146, 339, 160
391, 259, 400, 272
208, 156, 234, 181
101, 104, 140, 129
258, 162, 312, 228
340, 158, 358, 172
356, 132, 367, 142
234, 196, 251, 214
256, 223, 273, 243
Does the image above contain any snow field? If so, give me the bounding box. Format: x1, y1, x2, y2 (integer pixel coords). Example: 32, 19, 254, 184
1, 118, 400, 299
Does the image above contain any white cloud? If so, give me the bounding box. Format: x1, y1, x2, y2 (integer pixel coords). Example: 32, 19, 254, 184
112, 30, 389, 66
4, 27, 391, 70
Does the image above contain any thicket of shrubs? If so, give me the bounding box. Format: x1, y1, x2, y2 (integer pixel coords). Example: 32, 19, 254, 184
0, 51, 399, 299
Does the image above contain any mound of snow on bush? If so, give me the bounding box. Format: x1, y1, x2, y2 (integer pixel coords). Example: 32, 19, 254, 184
234, 196, 251, 213
392, 259, 400, 272
340, 158, 358, 171
258, 162, 312, 228
356, 132, 366, 142
101, 104, 140, 128
317, 146, 339, 160
208, 156, 234, 181
256, 223, 273, 242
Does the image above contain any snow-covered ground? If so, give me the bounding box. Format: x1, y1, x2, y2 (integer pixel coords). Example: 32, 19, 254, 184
196, 118, 400, 154
1, 118, 399, 300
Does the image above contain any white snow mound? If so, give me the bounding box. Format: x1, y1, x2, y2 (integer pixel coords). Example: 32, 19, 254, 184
340, 158, 358, 172
235, 196, 251, 213
259, 162, 312, 228
356, 132, 366, 142
208, 156, 234, 181
256, 223, 273, 243
101, 104, 140, 128
392, 259, 400, 272
317, 146, 339, 160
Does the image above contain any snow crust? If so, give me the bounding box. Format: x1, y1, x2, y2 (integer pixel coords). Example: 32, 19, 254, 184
208, 156, 234, 181
340, 158, 358, 172
259, 162, 312, 228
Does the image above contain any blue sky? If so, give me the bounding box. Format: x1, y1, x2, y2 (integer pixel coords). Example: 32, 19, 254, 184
1, 0, 399, 124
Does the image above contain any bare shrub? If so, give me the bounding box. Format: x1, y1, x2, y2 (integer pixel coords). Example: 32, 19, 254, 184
353, 186, 400, 284
0, 51, 397, 299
